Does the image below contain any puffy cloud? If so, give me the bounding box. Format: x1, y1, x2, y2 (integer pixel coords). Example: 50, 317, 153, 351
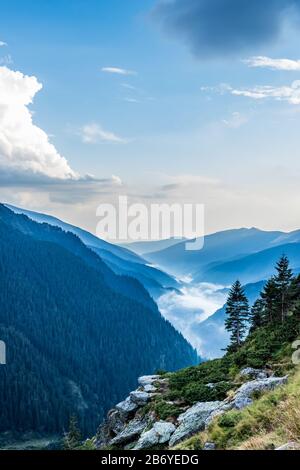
245, 56, 300, 70
80, 123, 127, 144
0, 41, 7, 47
154, 0, 300, 58
0, 66, 78, 180
101, 66, 136, 76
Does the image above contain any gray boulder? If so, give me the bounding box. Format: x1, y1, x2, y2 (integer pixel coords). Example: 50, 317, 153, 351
107, 409, 125, 434
110, 418, 148, 446
240, 367, 268, 380
144, 384, 156, 393
130, 391, 151, 406
233, 376, 288, 410
203, 442, 216, 450
116, 397, 138, 418
169, 401, 223, 446
134, 421, 176, 450
138, 375, 160, 387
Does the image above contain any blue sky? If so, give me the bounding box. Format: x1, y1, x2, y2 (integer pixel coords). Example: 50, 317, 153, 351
1, 0, 300, 235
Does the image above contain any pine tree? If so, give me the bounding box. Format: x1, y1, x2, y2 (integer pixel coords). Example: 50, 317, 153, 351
225, 280, 249, 350
63, 415, 82, 450
260, 278, 278, 324
274, 255, 293, 323
250, 299, 265, 332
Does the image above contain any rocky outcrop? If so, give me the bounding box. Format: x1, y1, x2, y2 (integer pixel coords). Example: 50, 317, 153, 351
96, 372, 288, 450
169, 401, 223, 446
134, 421, 176, 450
231, 376, 288, 410
239, 367, 269, 380
111, 418, 148, 446
130, 391, 151, 406
96, 375, 165, 449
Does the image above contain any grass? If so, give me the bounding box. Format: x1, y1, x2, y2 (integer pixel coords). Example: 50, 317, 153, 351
177, 366, 300, 450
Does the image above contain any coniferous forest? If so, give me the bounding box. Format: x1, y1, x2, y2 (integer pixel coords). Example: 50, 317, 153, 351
0, 205, 198, 436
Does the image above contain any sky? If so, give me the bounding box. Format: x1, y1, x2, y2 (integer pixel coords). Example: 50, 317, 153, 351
1, 0, 300, 237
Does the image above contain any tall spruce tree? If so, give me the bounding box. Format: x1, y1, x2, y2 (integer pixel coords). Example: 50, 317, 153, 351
260, 277, 278, 324
250, 299, 265, 333
225, 280, 249, 350
274, 255, 294, 323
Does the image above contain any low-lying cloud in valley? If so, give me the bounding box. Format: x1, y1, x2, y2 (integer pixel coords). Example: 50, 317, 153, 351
157, 282, 227, 356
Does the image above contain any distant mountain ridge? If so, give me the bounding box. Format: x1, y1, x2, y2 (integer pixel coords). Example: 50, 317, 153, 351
143, 227, 300, 280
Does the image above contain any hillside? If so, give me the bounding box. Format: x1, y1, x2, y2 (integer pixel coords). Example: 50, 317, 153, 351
91, 258, 300, 451
0, 205, 198, 438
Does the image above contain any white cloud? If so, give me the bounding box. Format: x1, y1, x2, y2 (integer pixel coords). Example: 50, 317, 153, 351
245, 56, 300, 71
0, 41, 7, 47
0, 66, 79, 180
80, 123, 127, 144
101, 66, 136, 76
230, 80, 300, 105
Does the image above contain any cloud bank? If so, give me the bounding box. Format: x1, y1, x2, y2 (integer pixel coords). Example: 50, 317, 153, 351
154, 0, 300, 58
0, 66, 78, 181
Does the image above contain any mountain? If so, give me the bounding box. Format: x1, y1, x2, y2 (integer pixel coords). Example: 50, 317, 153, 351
196, 243, 300, 285
0, 205, 198, 437
121, 238, 186, 256
145, 227, 300, 278
6, 205, 179, 298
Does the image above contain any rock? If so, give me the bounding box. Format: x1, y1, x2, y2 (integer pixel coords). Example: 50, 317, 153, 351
134, 421, 176, 450
240, 367, 268, 380
130, 391, 151, 406
205, 403, 233, 427
232, 376, 288, 410
144, 384, 156, 393
115, 397, 138, 418
275, 442, 300, 451
138, 375, 160, 387
169, 401, 223, 447
206, 383, 216, 389
110, 418, 148, 446
203, 442, 216, 450
107, 409, 125, 434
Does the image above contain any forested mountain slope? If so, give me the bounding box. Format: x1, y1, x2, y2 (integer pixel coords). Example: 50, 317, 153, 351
6, 204, 179, 298
0, 205, 198, 436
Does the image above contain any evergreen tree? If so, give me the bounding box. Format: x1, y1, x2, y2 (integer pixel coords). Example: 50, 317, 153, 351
250, 299, 265, 332
274, 255, 294, 323
260, 277, 278, 324
225, 280, 249, 350
63, 415, 82, 450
